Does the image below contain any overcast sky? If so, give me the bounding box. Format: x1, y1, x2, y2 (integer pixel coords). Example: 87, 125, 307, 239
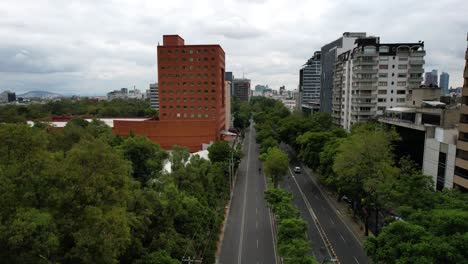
0, 0, 467, 95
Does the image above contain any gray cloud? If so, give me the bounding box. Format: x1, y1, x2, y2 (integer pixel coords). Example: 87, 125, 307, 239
0, 0, 467, 95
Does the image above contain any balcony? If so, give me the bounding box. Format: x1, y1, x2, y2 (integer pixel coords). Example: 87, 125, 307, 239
411, 51, 426, 56
354, 59, 378, 65
408, 77, 423, 82
456, 157, 468, 170
454, 175, 468, 189
353, 94, 376, 99
353, 68, 378, 74
351, 110, 376, 116
408, 68, 424, 73
353, 76, 378, 82
457, 140, 468, 151
353, 85, 378, 91
409, 59, 425, 65
354, 51, 378, 57
459, 123, 468, 133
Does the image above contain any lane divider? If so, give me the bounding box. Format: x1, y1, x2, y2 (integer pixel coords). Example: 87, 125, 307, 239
288, 167, 340, 264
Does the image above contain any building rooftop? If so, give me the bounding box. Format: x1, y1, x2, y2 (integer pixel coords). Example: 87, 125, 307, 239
27, 117, 149, 128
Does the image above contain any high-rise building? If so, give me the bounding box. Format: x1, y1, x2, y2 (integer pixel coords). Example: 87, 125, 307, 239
424, 69, 438, 86
454, 34, 468, 191
225, 81, 231, 129
331, 37, 425, 130
158, 35, 226, 130
225, 72, 234, 96
149, 83, 159, 110
320, 32, 367, 113
300, 51, 321, 105
233, 78, 251, 101
0, 91, 15, 103
440, 72, 450, 95
279, 85, 286, 96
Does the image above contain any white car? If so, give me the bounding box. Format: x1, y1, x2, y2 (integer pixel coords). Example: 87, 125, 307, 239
294, 166, 301, 173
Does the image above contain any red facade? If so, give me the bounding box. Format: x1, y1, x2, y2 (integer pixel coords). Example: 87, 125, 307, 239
113, 35, 227, 152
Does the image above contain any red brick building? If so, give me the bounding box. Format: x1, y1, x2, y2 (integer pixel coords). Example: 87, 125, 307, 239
113, 35, 227, 152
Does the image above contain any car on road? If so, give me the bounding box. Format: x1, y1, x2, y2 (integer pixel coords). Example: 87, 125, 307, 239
294, 166, 301, 173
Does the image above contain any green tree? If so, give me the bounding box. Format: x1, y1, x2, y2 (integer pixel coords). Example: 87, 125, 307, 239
333, 125, 399, 234
208, 140, 232, 163
260, 136, 279, 154
119, 136, 168, 184
263, 147, 289, 188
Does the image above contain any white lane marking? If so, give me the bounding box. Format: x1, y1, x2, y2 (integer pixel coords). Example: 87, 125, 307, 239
238, 123, 253, 264
304, 167, 364, 246
257, 239, 259, 248
354, 256, 360, 264
256, 220, 258, 229
288, 167, 332, 259
340, 234, 346, 243
330, 217, 335, 225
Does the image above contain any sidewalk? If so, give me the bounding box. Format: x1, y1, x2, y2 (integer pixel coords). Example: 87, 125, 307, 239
302, 166, 371, 245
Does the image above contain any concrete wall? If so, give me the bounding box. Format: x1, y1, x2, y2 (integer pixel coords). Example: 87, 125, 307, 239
423, 138, 440, 188
423, 129, 457, 189
406, 87, 440, 107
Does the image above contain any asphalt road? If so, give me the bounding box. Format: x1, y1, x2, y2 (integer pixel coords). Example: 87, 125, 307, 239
282, 144, 369, 264
218, 123, 277, 264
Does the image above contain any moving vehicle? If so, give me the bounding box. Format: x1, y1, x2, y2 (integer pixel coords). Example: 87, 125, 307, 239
294, 166, 301, 173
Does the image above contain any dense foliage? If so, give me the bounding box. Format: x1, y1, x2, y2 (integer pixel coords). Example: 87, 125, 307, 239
265, 188, 318, 264
0, 98, 156, 123
0, 120, 234, 263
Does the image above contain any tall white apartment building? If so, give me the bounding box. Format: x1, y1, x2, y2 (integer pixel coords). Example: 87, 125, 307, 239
149, 83, 159, 110
332, 37, 425, 130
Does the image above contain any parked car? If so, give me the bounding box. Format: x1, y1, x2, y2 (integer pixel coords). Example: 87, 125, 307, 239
294, 166, 301, 173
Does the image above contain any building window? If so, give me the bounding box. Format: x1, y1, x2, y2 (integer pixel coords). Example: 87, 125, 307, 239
455, 166, 468, 180
396, 98, 405, 103
378, 90, 387, 94
378, 98, 387, 102
379, 46, 389, 53
377, 106, 386, 111
398, 65, 408, 69
399, 57, 408, 61
398, 73, 407, 78
378, 81, 388, 86
379, 73, 388, 78
379, 65, 388, 69
397, 90, 406, 94
189, 50, 193, 54
397, 81, 407, 86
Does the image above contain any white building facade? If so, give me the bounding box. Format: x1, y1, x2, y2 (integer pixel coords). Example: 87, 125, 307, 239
149, 83, 159, 110
332, 37, 425, 131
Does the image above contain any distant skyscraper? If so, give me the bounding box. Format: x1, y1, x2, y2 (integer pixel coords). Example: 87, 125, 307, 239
233, 78, 251, 101
320, 32, 367, 113
225, 72, 234, 96
440, 72, 450, 95
300, 51, 321, 105
424, 69, 438, 86
279, 85, 286, 95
